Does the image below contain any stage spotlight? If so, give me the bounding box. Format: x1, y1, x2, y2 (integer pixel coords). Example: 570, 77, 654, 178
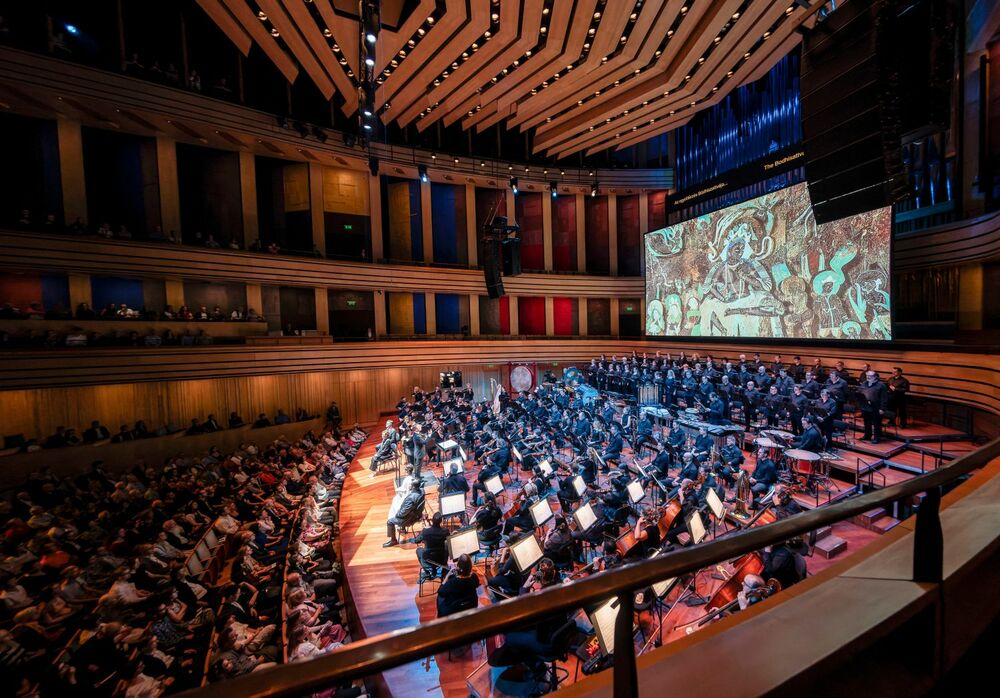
368, 156, 380, 176
311, 126, 328, 142
550, 181, 558, 198
366, 31, 377, 44
293, 120, 309, 137
362, 122, 373, 131
591, 182, 599, 197
65, 23, 79, 35
343, 132, 357, 147
277, 115, 289, 129
510, 177, 519, 194
418, 164, 429, 183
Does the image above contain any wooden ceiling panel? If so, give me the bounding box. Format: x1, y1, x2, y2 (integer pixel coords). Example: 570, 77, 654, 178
205, 0, 826, 156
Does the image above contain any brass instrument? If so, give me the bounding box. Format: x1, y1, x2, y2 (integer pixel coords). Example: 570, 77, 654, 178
730, 470, 752, 522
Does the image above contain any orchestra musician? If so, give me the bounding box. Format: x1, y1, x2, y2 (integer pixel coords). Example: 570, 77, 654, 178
749, 456, 779, 506
663, 479, 700, 546
436, 553, 480, 617
520, 558, 559, 595
601, 423, 623, 471
764, 385, 785, 428
403, 423, 430, 477
543, 516, 576, 568
439, 462, 469, 496
692, 427, 714, 463
413, 511, 449, 582
629, 507, 661, 558
801, 371, 822, 399
470, 495, 503, 546
763, 540, 808, 590
887, 367, 910, 428
772, 485, 804, 520
792, 416, 825, 453
670, 452, 700, 489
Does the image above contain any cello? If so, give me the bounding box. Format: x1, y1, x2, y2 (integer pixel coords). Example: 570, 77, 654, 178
702, 551, 765, 610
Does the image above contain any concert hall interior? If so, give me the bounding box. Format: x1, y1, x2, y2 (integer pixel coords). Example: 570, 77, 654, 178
2, 1, 1000, 697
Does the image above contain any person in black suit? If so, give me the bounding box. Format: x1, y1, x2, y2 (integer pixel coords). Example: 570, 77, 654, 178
436, 554, 480, 617
601, 423, 623, 471
792, 416, 825, 452
887, 367, 910, 428
858, 370, 889, 444
749, 457, 778, 502
439, 463, 469, 496
414, 511, 450, 582
763, 541, 808, 589
405, 424, 429, 477
384, 480, 425, 547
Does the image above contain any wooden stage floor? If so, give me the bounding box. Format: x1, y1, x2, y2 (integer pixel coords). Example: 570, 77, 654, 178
337, 428, 920, 698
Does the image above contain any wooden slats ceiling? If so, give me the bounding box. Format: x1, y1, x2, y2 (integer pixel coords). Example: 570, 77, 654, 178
0, 47, 672, 192
206, 0, 829, 158
0, 230, 645, 297
0, 339, 997, 418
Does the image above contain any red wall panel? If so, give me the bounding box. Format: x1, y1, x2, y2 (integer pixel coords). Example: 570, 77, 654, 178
518, 296, 546, 335
552, 196, 577, 272
585, 196, 610, 275
515, 193, 544, 270
553, 297, 577, 335
617, 194, 641, 276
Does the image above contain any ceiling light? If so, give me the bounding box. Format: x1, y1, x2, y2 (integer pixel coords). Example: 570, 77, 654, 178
366, 32, 377, 44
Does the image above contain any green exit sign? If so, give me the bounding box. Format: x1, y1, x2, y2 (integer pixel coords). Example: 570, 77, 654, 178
625, 305, 634, 312
344, 224, 353, 230
346, 300, 358, 308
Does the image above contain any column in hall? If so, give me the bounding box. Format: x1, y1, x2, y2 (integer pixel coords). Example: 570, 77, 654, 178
578, 299, 589, 336
309, 163, 325, 257
465, 184, 478, 266
56, 119, 88, 226
610, 298, 620, 337
638, 193, 649, 276
545, 296, 555, 336
155, 136, 181, 236
425, 292, 437, 335
575, 193, 586, 272
542, 188, 554, 270
421, 178, 434, 263
608, 193, 618, 276
315, 287, 330, 334
164, 278, 185, 311
469, 294, 480, 335
373, 290, 387, 337
67, 273, 92, 311
239, 151, 257, 248
509, 296, 519, 335
246, 284, 263, 318
368, 173, 383, 260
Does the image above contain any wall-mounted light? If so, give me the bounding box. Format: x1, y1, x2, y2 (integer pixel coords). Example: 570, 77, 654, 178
591, 182, 599, 197
418, 164, 428, 183
510, 177, 519, 194
550, 181, 558, 198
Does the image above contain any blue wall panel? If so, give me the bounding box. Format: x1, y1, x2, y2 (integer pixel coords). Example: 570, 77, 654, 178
435, 293, 460, 334
431, 183, 459, 264
412, 292, 427, 335
91, 277, 144, 311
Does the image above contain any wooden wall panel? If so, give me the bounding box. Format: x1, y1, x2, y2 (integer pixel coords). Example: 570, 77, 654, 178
321, 166, 369, 215
0, 340, 997, 444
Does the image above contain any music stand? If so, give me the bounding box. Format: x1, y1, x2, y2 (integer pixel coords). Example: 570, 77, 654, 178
639, 549, 679, 651
439, 491, 467, 526
572, 502, 597, 533
442, 456, 465, 475
587, 597, 624, 657
437, 438, 458, 462
571, 475, 587, 498
458, 446, 468, 462
446, 527, 481, 560
512, 446, 523, 463
529, 498, 554, 527
687, 511, 707, 545
626, 479, 646, 505
484, 474, 504, 499
538, 459, 553, 477
509, 533, 544, 573
704, 488, 729, 535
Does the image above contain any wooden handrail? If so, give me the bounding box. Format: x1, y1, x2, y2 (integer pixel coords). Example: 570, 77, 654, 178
176, 437, 1000, 698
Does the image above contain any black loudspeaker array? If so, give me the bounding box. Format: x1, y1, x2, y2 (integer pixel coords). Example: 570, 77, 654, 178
502, 237, 522, 277
800, 0, 910, 224
482, 237, 505, 299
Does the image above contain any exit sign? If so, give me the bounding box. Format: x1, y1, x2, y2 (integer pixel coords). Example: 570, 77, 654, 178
344, 224, 353, 230
346, 300, 358, 308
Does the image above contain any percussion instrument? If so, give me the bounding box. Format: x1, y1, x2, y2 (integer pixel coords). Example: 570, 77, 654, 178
761, 429, 794, 445
785, 449, 821, 475
753, 438, 782, 461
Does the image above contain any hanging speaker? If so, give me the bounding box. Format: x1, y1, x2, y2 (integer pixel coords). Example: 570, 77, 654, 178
482, 237, 505, 299
799, 0, 909, 224
502, 237, 522, 277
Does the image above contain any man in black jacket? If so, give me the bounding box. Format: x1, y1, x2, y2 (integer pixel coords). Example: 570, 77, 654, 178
792, 416, 825, 453
439, 463, 469, 496
413, 511, 449, 581
887, 367, 910, 428
858, 370, 889, 444
83, 420, 111, 443
749, 457, 778, 503
384, 480, 425, 547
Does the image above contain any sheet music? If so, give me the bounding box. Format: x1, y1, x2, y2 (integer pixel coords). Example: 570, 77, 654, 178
438, 439, 458, 450
627, 480, 645, 504
688, 511, 707, 544
510, 534, 543, 572
485, 475, 504, 495
447, 528, 480, 559
530, 498, 554, 527
512, 446, 523, 461
589, 598, 621, 656
646, 550, 677, 598
440, 491, 466, 516
705, 488, 725, 520
573, 502, 597, 531
572, 475, 586, 497
442, 456, 465, 474
459, 446, 468, 461
538, 459, 553, 476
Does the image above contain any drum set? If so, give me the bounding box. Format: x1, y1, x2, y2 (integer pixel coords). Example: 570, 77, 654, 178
752, 430, 836, 494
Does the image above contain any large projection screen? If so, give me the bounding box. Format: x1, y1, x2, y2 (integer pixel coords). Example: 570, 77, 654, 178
644, 183, 892, 340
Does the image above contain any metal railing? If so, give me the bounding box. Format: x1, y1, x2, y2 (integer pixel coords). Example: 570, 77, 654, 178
180, 437, 1000, 698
